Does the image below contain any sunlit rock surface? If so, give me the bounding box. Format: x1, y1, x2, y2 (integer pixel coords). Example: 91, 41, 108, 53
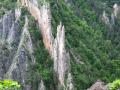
113, 4, 120, 17
19, 0, 74, 89
19, 0, 53, 54
0, 11, 35, 89
53, 23, 72, 89
66, 73, 74, 90
101, 4, 120, 39
38, 80, 46, 90
53, 23, 66, 86
102, 4, 120, 26
102, 11, 110, 25
87, 80, 108, 90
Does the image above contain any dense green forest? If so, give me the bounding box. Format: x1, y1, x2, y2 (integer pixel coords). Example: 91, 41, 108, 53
0, 0, 120, 90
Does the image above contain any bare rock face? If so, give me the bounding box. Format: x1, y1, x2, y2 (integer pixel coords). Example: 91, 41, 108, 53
101, 3, 120, 39
0, 11, 35, 90
0, 0, 75, 89
113, 4, 120, 17
102, 3, 120, 26
66, 73, 74, 90
0, 11, 16, 79
19, 0, 74, 89
87, 80, 109, 90
53, 23, 66, 86
101, 11, 110, 25
38, 80, 46, 90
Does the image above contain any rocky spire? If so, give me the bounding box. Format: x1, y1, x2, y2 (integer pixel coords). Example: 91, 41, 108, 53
110, 4, 120, 25
19, 0, 74, 89
102, 11, 110, 25
38, 80, 46, 90
113, 3, 119, 17
15, 8, 21, 20
53, 23, 66, 87
102, 4, 120, 26
19, 0, 53, 54
66, 73, 74, 90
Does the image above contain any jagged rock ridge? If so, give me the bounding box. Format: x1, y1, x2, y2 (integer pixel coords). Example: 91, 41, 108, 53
0, 0, 74, 89
19, 0, 74, 89
0, 10, 35, 90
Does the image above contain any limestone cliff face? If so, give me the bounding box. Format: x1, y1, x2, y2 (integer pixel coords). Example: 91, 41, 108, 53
0, 0, 74, 89
19, 0, 74, 89
0, 11, 35, 90
101, 4, 120, 39
102, 3, 120, 26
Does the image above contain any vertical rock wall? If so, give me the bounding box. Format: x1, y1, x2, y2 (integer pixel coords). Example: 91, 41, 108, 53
19, 0, 74, 89
0, 10, 35, 90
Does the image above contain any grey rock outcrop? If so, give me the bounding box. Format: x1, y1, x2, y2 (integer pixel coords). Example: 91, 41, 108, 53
38, 80, 46, 90
19, 0, 74, 89
87, 80, 109, 90
102, 3, 120, 26
0, 11, 35, 90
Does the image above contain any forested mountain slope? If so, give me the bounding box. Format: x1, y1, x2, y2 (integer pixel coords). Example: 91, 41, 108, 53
0, 0, 120, 90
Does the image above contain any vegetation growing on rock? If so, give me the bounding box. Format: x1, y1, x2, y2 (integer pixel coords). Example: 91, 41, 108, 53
1, 0, 120, 90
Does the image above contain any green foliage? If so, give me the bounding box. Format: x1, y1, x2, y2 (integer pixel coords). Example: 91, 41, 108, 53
1, 0, 120, 90
14, 4, 54, 90
0, 0, 16, 17
50, 0, 120, 89
109, 79, 120, 90
34, 40, 54, 89
0, 80, 21, 90
27, 14, 54, 89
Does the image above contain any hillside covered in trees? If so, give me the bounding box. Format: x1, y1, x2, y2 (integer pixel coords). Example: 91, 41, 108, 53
0, 0, 120, 90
